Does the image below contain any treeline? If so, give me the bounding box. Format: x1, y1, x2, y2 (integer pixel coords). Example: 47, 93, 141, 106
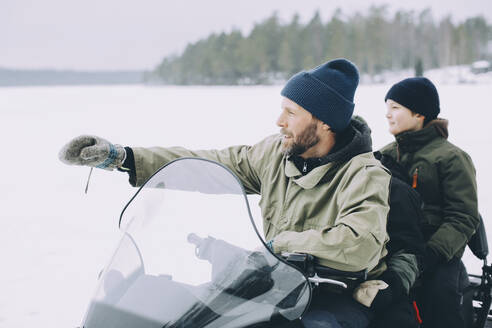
147, 6, 492, 85
0, 69, 143, 86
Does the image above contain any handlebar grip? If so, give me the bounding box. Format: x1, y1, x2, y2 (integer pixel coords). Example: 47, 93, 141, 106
187, 233, 203, 246
314, 265, 367, 280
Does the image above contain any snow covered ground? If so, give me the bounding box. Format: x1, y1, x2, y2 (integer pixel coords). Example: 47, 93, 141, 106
0, 82, 491, 327
361, 64, 492, 85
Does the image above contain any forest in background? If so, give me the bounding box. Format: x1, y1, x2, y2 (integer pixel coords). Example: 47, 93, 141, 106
147, 6, 492, 85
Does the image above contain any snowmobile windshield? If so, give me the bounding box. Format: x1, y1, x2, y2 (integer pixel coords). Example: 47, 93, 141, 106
82, 158, 310, 328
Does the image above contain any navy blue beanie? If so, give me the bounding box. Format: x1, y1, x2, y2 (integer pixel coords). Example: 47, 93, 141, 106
281, 58, 359, 132
385, 77, 440, 123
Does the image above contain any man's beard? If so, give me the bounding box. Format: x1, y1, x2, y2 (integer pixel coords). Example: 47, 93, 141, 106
281, 122, 320, 157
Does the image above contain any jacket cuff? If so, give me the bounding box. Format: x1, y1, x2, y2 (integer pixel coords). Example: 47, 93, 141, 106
265, 240, 275, 253
272, 238, 286, 254
117, 147, 137, 186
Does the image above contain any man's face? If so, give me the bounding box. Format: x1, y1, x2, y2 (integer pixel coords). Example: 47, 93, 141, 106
277, 97, 320, 156
386, 99, 424, 135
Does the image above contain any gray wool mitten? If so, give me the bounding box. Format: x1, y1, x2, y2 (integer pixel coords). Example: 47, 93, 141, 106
58, 135, 126, 170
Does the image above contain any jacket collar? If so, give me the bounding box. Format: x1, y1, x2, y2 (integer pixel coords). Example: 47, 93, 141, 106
320, 115, 373, 164
395, 118, 449, 153
285, 159, 336, 189
284, 115, 373, 189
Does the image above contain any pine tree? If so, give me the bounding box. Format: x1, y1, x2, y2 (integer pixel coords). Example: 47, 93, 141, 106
147, 8, 492, 85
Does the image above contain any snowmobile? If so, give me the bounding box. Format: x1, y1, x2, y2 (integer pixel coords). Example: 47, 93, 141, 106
79, 157, 367, 328
78, 157, 492, 327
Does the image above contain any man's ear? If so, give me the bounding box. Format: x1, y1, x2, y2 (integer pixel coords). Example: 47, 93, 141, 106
321, 122, 331, 131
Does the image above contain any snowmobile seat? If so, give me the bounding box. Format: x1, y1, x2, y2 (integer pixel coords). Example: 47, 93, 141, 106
464, 214, 492, 328
468, 214, 489, 260
411, 215, 492, 328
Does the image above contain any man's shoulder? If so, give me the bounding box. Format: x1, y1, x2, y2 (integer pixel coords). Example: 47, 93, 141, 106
334, 152, 391, 208
251, 134, 284, 158
257, 134, 283, 148
345, 152, 391, 176
244, 134, 285, 172
349, 151, 386, 167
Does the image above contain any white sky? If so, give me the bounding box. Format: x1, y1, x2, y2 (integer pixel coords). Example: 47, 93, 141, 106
2, 0, 491, 70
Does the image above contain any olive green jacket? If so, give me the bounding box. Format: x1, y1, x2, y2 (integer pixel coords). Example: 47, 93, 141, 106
380, 119, 479, 261
131, 120, 391, 274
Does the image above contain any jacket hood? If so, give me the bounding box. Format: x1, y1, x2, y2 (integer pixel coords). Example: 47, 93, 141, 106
395, 118, 449, 153
320, 115, 373, 164
426, 118, 449, 139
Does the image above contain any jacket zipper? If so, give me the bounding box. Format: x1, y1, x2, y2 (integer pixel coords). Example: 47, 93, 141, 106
302, 162, 308, 173
412, 168, 419, 189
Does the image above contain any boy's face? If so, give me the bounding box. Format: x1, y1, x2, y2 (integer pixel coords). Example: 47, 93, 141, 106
385, 99, 425, 135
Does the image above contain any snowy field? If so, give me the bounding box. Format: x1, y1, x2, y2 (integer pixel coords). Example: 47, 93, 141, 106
0, 83, 491, 327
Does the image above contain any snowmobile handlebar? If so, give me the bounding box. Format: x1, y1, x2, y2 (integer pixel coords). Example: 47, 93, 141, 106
314, 263, 367, 281
187, 233, 367, 290
187, 233, 203, 246
187, 233, 219, 260
281, 252, 367, 287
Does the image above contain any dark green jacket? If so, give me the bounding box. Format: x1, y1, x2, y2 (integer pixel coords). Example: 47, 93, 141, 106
380, 119, 479, 261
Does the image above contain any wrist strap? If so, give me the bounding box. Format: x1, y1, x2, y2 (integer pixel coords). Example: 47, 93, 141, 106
96, 143, 118, 169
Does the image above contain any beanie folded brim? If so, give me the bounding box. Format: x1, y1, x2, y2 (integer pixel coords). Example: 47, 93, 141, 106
281, 72, 355, 132
385, 83, 421, 112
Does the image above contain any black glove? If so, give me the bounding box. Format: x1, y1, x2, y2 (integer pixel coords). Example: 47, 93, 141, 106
423, 246, 445, 274
370, 270, 406, 312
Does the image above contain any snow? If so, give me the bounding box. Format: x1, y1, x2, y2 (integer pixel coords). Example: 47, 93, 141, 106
472, 61, 491, 70
360, 64, 492, 85
0, 83, 491, 327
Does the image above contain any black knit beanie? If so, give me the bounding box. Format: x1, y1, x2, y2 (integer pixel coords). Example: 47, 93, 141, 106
281, 58, 359, 132
385, 77, 440, 124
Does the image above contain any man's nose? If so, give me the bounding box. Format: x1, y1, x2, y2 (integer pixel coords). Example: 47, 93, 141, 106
276, 113, 286, 127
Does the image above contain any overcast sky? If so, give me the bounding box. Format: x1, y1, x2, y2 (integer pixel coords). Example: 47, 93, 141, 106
2, 0, 491, 71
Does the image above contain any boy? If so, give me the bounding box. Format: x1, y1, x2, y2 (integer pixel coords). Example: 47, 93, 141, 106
380, 77, 479, 328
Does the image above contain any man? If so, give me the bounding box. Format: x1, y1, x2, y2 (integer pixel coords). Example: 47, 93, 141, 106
59, 59, 391, 327
379, 77, 479, 328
